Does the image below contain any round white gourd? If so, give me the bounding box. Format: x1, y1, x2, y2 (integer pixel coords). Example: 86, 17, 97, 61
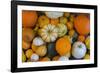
72, 41, 87, 59
31, 54, 39, 61
32, 37, 44, 46
45, 11, 64, 19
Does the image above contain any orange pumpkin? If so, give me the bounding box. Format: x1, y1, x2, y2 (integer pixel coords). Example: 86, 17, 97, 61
74, 15, 90, 35
22, 11, 38, 27
50, 18, 59, 25
56, 36, 71, 56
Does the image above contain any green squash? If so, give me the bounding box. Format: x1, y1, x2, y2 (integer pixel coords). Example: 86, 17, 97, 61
47, 42, 58, 58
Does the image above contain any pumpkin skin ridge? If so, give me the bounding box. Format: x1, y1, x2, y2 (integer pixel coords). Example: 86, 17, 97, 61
39, 24, 58, 42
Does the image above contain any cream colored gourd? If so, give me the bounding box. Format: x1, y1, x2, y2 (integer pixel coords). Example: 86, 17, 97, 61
39, 24, 58, 42
45, 11, 64, 19
32, 37, 45, 46
72, 41, 87, 59
31, 53, 39, 61
58, 56, 69, 61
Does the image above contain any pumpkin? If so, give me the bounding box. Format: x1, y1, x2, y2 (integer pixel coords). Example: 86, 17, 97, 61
22, 28, 35, 43
39, 24, 58, 42
47, 42, 58, 58
50, 18, 59, 25
36, 45, 47, 57
72, 41, 87, 59
22, 40, 31, 50
56, 36, 71, 56
74, 15, 90, 35
22, 11, 38, 27
57, 23, 67, 37
40, 57, 50, 61
60, 16, 68, 24
85, 36, 90, 50
45, 11, 64, 19
31, 53, 39, 61
25, 49, 33, 58
22, 51, 26, 62
68, 29, 75, 37
78, 35, 85, 42
58, 56, 69, 61
32, 37, 45, 46
38, 15, 50, 28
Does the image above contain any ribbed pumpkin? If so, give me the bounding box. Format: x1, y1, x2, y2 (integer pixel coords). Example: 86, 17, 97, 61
74, 15, 90, 35
22, 11, 38, 27
39, 24, 58, 42
56, 36, 71, 56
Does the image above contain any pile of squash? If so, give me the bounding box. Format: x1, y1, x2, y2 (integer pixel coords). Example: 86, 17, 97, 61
22, 11, 90, 62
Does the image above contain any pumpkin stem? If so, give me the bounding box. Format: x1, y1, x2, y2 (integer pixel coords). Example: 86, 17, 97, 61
78, 45, 82, 48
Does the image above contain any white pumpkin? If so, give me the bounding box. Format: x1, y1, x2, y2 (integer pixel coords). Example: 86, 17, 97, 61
58, 56, 69, 61
45, 11, 64, 19
57, 23, 67, 37
31, 54, 39, 61
72, 41, 87, 59
39, 24, 58, 42
32, 37, 45, 46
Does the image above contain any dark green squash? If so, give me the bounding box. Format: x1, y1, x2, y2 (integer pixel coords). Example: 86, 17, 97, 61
47, 42, 58, 58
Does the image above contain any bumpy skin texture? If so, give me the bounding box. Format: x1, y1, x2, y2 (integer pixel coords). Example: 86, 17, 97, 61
74, 15, 90, 35
56, 36, 71, 56
22, 11, 38, 27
